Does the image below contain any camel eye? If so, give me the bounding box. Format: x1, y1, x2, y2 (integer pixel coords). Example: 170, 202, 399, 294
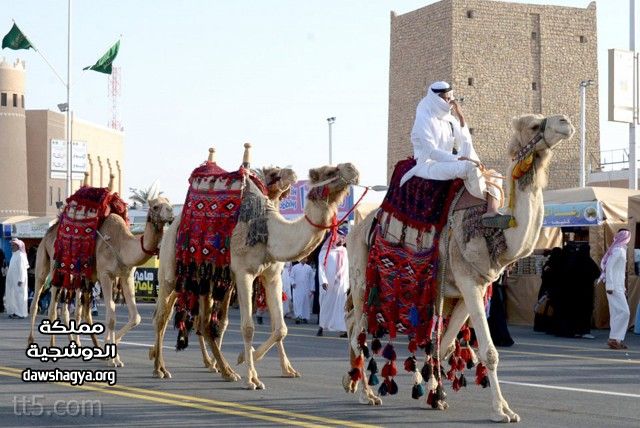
531, 124, 540, 131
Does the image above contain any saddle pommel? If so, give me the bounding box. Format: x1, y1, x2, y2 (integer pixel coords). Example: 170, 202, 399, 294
242, 142, 252, 168
107, 174, 115, 192
208, 147, 216, 163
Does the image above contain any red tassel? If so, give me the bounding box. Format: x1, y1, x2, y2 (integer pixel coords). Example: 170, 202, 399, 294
475, 363, 488, 385
456, 357, 465, 372
460, 347, 472, 363
357, 332, 367, 347
381, 361, 397, 378
452, 376, 460, 392
281, 291, 287, 302
426, 390, 435, 406
408, 338, 417, 354
349, 368, 363, 382
353, 355, 364, 370
454, 340, 461, 357
462, 325, 471, 342
446, 367, 456, 381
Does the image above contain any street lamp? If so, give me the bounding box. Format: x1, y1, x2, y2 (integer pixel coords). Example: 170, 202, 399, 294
327, 117, 336, 165
579, 79, 595, 187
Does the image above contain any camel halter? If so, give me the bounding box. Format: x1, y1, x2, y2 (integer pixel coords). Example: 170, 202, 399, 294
507, 118, 548, 228
305, 185, 369, 266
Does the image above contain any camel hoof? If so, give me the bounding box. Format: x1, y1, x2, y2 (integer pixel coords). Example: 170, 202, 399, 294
509, 413, 521, 423
491, 413, 511, 423
208, 364, 220, 373
437, 401, 449, 411
281, 367, 300, 378
342, 373, 356, 393
223, 371, 241, 382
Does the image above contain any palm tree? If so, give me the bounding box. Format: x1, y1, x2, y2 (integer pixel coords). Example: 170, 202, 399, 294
129, 181, 162, 209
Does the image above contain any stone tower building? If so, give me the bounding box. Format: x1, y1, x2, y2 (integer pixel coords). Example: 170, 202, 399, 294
387, 0, 598, 189
0, 57, 29, 216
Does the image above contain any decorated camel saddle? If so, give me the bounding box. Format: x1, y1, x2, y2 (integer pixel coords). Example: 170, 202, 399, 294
173, 146, 269, 349
357, 158, 502, 405
50, 178, 128, 299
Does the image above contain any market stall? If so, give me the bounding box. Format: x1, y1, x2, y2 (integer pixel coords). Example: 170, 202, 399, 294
505, 187, 640, 327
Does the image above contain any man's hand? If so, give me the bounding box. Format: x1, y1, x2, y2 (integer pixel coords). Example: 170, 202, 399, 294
322, 283, 328, 290
449, 99, 465, 126
458, 156, 483, 169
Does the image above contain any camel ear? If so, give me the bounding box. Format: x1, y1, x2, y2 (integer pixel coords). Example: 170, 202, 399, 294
512, 116, 524, 132
309, 168, 320, 182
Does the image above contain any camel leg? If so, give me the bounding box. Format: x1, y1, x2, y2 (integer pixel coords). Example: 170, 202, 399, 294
47, 286, 61, 348
71, 291, 83, 345
150, 289, 176, 379
235, 272, 264, 389
82, 288, 100, 347
439, 299, 471, 361
248, 272, 299, 378
458, 281, 519, 423
199, 295, 241, 382
100, 274, 122, 367
115, 270, 141, 342
201, 287, 234, 373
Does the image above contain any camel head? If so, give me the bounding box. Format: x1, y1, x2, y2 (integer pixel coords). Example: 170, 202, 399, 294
508, 114, 574, 190
146, 197, 174, 228
262, 166, 298, 201
307, 163, 359, 204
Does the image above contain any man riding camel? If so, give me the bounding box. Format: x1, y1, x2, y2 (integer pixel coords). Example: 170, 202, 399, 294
400, 81, 510, 228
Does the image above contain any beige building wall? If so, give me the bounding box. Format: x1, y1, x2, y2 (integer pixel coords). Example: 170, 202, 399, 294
25, 110, 124, 216
0, 57, 29, 215
388, 0, 599, 190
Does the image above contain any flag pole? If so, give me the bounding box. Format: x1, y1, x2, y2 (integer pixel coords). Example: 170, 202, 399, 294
66, 0, 72, 198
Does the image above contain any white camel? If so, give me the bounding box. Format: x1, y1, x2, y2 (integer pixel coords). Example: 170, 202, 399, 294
345, 114, 574, 423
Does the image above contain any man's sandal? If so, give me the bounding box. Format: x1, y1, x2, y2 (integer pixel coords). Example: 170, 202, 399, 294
481, 214, 514, 229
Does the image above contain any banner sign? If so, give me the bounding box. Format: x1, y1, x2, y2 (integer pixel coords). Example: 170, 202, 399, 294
543, 201, 603, 227
278, 180, 355, 221
134, 267, 158, 301
50, 139, 88, 180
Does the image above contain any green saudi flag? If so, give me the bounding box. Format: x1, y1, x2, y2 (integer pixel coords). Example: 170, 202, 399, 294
83, 40, 119, 74
2, 23, 33, 50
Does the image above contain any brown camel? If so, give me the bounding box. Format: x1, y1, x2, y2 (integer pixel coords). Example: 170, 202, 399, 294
345, 114, 574, 423
28, 175, 174, 367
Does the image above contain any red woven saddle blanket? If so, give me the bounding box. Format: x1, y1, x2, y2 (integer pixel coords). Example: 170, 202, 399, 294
51, 186, 128, 290
381, 158, 464, 232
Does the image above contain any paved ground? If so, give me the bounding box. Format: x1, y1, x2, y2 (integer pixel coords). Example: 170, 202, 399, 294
0, 303, 638, 427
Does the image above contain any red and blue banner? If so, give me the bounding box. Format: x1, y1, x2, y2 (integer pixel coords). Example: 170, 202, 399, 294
279, 180, 355, 221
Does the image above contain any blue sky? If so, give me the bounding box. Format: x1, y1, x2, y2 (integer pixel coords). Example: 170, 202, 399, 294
0, 0, 633, 205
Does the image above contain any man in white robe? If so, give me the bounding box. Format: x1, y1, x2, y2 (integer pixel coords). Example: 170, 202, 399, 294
5, 239, 29, 319
317, 234, 349, 337
400, 81, 510, 228
290, 259, 314, 324
281, 262, 293, 318
601, 229, 631, 349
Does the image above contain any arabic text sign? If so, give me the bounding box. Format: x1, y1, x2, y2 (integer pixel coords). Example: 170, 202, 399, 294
279, 180, 355, 221
543, 201, 603, 227
50, 139, 88, 179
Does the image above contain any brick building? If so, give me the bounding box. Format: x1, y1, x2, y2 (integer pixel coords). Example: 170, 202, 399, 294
387, 0, 598, 189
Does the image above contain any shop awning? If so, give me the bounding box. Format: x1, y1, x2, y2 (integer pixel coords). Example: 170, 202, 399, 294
11, 216, 58, 238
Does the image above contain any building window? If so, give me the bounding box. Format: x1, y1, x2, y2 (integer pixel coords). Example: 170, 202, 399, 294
531, 32, 537, 40
57, 188, 61, 203
532, 82, 537, 90
21, 95, 24, 108
1, 93, 6, 106
49, 186, 53, 206
580, 35, 587, 43
466, 10, 475, 19
468, 77, 474, 86
12, 93, 17, 107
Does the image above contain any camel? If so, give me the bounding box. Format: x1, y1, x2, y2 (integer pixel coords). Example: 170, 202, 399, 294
28, 175, 174, 367
345, 114, 574, 423
150, 153, 299, 378
152, 145, 359, 389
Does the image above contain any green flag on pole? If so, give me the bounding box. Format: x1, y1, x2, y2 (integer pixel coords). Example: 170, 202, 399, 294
2, 23, 33, 50
83, 40, 119, 74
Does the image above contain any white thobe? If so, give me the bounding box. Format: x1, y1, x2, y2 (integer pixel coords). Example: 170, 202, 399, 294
5, 250, 29, 318
604, 247, 630, 341
400, 94, 500, 200
290, 263, 314, 320
318, 246, 349, 332
281, 265, 293, 316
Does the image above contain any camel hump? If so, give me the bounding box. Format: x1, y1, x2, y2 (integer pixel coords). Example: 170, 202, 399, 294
242, 143, 252, 168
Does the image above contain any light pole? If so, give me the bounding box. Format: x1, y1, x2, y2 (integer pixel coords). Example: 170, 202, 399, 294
579, 79, 595, 187
327, 117, 335, 165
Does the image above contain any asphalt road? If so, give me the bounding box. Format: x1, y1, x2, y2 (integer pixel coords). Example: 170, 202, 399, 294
0, 303, 638, 427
